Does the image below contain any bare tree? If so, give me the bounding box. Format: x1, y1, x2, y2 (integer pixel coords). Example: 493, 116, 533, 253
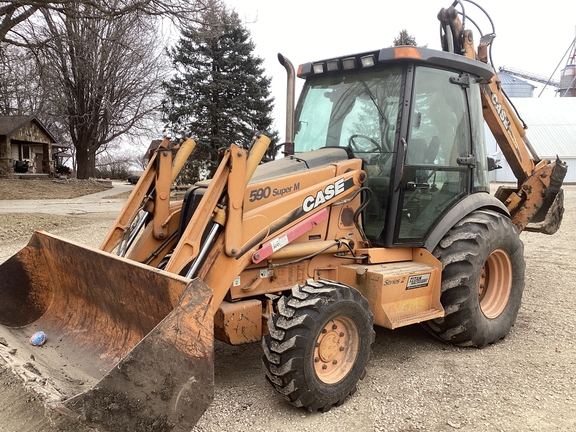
0, 43, 70, 158
96, 146, 136, 179
0, 0, 219, 45
17, 4, 169, 178
0, 44, 46, 115
0, 0, 226, 178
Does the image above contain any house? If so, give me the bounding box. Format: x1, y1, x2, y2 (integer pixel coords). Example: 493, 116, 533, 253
0, 115, 65, 177
145, 139, 164, 161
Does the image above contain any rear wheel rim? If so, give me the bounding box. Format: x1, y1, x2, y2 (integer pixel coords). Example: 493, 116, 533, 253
478, 249, 513, 319
314, 317, 359, 384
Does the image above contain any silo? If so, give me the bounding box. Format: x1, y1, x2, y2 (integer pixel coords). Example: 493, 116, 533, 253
558, 38, 576, 97
559, 65, 576, 97
498, 72, 535, 98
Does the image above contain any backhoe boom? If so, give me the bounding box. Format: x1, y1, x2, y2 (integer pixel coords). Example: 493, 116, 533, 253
438, 2, 567, 233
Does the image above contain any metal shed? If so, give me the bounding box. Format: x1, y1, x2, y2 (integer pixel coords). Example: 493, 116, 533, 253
487, 97, 576, 183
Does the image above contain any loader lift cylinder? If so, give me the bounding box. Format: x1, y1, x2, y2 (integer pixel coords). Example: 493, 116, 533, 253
186, 220, 221, 279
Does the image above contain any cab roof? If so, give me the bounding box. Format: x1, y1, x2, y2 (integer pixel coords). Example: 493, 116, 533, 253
297, 46, 494, 82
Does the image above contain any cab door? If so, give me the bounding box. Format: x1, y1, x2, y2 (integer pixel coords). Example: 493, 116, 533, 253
393, 66, 473, 245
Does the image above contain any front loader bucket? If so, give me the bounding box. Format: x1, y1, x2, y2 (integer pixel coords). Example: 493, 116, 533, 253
0, 230, 214, 431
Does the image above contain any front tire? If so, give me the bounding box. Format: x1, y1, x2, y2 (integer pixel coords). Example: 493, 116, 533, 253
262, 279, 374, 412
422, 210, 525, 348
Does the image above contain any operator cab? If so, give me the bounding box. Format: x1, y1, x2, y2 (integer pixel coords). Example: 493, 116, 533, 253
293, 46, 494, 247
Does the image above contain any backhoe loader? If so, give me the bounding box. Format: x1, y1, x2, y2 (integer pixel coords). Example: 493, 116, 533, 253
0, 1, 567, 431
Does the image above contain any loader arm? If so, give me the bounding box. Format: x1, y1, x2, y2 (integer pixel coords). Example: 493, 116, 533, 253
100, 137, 196, 256
165, 136, 366, 310
438, 2, 567, 234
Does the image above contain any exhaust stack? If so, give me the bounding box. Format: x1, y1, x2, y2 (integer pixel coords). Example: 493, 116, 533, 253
278, 53, 295, 154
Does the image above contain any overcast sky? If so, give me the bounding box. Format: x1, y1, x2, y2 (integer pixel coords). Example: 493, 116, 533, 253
225, 0, 576, 139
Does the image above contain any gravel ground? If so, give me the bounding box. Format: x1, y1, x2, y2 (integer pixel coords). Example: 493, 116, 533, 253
0, 183, 575, 432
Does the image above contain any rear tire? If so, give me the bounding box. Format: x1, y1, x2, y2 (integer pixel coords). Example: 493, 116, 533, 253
262, 279, 374, 411
422, 210, 525, 347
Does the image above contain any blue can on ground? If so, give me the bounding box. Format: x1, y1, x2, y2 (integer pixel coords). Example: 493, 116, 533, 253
29, 331, 46, 346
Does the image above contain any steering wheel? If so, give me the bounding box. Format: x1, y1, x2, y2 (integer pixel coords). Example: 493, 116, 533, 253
348, 134, 382, 152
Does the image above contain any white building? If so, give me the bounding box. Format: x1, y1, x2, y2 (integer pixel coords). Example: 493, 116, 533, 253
486, 97, 576, 183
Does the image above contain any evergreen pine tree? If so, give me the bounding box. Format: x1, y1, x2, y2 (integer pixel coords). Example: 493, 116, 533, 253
393, 29, 418, 47
162, 4, 278, 183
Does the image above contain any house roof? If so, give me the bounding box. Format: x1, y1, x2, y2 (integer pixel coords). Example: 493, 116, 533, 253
509, 97, 576, 158
145, 139, 164, 160
0, 115, 59, 143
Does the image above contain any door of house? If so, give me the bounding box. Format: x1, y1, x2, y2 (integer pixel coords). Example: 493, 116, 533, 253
35, 154, 42, 173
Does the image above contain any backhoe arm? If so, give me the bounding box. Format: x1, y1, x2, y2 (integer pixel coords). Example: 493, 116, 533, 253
479, 73, 566, 235
438, 2, 567, 234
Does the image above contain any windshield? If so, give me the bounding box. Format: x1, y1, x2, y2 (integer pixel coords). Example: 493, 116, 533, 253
293, 67, 403, 155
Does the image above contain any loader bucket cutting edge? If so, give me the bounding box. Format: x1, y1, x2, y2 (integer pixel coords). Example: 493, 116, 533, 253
0, 230, 214, 431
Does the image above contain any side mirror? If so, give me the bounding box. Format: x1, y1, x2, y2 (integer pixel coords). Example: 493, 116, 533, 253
487, 157, 501, 171
275, 142, 294, 157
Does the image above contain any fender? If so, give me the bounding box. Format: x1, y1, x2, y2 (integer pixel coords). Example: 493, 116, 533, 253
424, 192, 510, 251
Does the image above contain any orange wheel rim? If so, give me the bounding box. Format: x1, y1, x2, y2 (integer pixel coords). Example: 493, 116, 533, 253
314, 317, 359, 384
478, 249, 513, 319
